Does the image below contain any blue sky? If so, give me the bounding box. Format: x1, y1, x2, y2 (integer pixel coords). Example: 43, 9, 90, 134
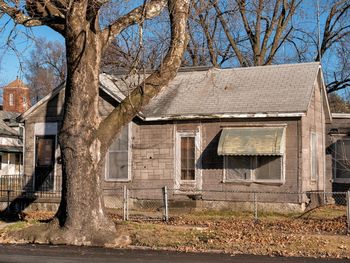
0, 19, 64, 86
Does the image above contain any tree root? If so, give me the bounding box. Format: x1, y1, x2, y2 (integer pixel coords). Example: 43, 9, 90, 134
3, 220, 131, 247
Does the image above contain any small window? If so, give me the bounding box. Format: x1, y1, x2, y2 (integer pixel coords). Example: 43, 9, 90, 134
23, 96, 27, 104
9, 93, 14, 106
224, 156, 283, 182
106, 125, 130, 181
310, 133, 318, 181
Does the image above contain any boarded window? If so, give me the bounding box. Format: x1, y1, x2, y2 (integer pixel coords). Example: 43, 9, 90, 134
225, 156, 282, 181
107, 125, 129, 180
181, 137, 195, 180
335, 139, 350, 179
36, 137, 55, 167
311, 133, 318, 180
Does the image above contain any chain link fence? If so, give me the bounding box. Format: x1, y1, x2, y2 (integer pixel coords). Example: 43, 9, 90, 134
110, 187, 350, 233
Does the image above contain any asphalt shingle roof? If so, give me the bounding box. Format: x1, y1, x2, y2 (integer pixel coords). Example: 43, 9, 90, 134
141, 62, 320, 118
0, 111, 20, 137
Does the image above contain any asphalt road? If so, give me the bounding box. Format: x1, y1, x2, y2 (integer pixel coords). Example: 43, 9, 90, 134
0, 245, 348, 263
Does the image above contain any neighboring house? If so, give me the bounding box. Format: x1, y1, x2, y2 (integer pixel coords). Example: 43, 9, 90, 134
0, 78, 29, 198
0, 111, 22, 176
326, 113, 350, 192
17, 62, 331, 210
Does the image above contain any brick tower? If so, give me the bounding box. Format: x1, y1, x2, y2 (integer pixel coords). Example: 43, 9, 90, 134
3, 78, 31, 113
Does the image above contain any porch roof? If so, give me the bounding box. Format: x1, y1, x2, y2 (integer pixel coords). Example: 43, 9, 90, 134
0, 146, 22, 153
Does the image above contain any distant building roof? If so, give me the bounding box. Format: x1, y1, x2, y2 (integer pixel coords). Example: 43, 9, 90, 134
0, 111, 20, 137
4, 78, 28, 89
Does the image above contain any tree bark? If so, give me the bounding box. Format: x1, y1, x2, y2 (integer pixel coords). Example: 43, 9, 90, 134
0, 0, 189, 246
56, 27, 114, 244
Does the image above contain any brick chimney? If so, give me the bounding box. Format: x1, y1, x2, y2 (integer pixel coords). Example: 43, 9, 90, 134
3, 77, 31, 113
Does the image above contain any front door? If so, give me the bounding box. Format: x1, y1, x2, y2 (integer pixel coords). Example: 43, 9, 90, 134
34, 135, 56, 191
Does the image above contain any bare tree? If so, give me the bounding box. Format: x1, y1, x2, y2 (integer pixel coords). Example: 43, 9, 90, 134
316, 0, 350, 93
209, 0, 302, 66
25, 38, 66, 102
0, 0, 190, 245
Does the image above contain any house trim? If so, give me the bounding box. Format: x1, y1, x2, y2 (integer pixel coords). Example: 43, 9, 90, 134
174, 128, 202, 192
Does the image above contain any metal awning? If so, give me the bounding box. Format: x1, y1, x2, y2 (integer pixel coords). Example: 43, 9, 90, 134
0, 146, 22, 153
217, 127, 285, 156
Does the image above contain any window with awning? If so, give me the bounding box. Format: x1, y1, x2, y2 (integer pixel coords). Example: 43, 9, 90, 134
218, 127, 285, 182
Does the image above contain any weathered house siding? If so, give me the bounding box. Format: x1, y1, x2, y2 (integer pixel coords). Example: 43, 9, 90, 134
19, 63, 331, 210
300, 74, 327, 192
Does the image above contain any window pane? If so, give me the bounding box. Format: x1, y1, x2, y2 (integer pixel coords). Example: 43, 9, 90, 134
108, 152, 128, 180
225, 156, 251, 180
181, 169, 195, 180
336, 160, 350, 179
110, 125, 128, 151
255, 156, 281, 180
180, 137, 195, 180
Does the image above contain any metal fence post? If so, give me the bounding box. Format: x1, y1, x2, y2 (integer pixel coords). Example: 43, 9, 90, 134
123, 186, 129, 221
253, 192, 258, 222
6, 190, 11, 214
163, 186, 169, 222
347, 191, 350, 233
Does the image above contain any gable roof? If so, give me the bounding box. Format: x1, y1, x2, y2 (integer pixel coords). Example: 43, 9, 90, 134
142, 62, 323, 119
18, 62, 331, 122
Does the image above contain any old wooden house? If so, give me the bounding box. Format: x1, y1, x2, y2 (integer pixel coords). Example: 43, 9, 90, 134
17, 62, 331, 210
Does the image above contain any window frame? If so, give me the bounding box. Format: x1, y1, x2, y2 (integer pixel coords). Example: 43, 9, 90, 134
105, 124, 132, 182
310, 132, 318, 182
223, 155, 285, 184
174, 130, 202, 192
334, 138, 350, 183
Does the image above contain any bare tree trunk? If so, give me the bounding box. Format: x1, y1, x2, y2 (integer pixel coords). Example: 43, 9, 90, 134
55, 27, 115, 244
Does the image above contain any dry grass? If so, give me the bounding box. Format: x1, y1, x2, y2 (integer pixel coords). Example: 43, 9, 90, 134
0, 206, 349, 258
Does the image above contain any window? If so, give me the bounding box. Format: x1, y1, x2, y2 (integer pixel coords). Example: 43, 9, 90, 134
106, 125, 130, 181
310, 133, 318, 181
23, 96, 27, 104
181, 137, 195, 180
0, 155, 2, 170
224, 156, 283, 182
9, 93, 14, 106
334, 139, 350, 179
